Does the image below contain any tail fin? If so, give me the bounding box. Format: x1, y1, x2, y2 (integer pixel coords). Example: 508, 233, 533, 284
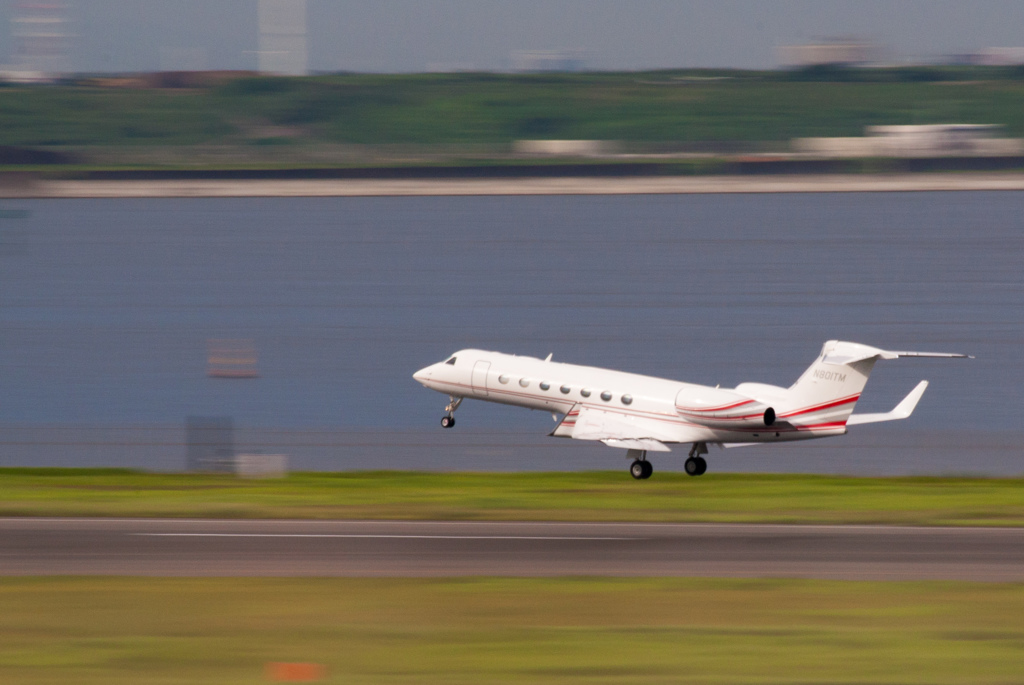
782, 340, 971, 428
781, 341, 880, 426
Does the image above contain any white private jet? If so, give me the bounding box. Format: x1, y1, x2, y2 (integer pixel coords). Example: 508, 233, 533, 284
413, 340, 970, 479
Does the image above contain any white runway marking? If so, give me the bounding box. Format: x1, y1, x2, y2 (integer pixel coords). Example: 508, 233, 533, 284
132, 533, 634, 541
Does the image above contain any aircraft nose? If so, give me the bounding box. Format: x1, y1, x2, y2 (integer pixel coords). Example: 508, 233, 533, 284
413, 366, 433, 385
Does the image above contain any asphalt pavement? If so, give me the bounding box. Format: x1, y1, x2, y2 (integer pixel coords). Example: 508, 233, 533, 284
2, 518, 1022, 580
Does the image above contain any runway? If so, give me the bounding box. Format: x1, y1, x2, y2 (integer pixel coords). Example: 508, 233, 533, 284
2, 518, 1023, 580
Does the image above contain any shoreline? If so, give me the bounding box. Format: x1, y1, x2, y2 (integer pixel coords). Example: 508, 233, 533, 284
3, 172, 1024, 198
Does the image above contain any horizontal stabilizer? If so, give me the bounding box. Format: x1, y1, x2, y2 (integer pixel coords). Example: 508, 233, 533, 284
847, 380, 928, 426
823, 342, 973, 366
891, 351, 974, 359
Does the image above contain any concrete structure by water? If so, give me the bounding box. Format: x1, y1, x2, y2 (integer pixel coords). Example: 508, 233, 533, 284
6, 173, 1024, 199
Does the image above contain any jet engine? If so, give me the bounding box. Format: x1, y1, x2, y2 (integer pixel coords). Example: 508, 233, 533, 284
676, 387, 777, 429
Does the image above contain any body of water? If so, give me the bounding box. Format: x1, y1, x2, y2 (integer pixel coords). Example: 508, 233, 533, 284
0, 193, 1020, 474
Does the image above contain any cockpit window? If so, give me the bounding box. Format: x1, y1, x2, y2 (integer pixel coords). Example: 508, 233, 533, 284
445, 357, 457, 365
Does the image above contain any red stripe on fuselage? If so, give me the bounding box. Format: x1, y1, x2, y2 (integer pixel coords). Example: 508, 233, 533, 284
675, 399, 754, 412
425, 377, 850, 437
778, 394, 860, 419
676, 411, 767, 422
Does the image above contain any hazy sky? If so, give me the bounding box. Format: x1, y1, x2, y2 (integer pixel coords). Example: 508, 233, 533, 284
2, 0, 1024, 73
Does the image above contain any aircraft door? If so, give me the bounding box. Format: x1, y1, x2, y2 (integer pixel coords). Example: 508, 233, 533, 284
471, 361, 490, 396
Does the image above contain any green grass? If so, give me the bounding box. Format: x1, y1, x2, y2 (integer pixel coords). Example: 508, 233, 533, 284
2, 469, 1023, 526
3, 68, 1024, 158
1, 577, 1023, 684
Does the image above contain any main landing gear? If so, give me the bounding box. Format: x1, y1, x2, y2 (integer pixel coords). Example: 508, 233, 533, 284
685, 442, 708, 476
628, 449, 653, 480
440, 396, 462, 428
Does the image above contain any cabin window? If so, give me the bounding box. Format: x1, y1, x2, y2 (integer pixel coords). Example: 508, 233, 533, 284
600, 391, 612, 402
560, 385, 571, 394
580, 388, 592, 398
499, 375, 509, 384
519, 378, 530, 387
445, 357, 457, 365
540, 382, 550, 391
621, 394, 633, 405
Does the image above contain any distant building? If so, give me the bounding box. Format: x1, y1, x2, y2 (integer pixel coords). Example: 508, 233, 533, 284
185, 417, 235, 473
258, 0, 308, 76
513, 140, 618, 157
777, 40, 875, 68
794, 124, 1024, 158
235, 454, 289, 479
2, 1, 71, 82
510, 50, 585, 73
207, 339, 260, 379
973, 48, 1024, 66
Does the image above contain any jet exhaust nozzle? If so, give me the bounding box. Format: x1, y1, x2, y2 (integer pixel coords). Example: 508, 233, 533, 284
763, 407, 776, 426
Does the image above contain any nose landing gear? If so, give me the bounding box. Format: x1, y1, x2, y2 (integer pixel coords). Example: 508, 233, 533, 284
441, 396, 462, 428
628, 449, 653, 480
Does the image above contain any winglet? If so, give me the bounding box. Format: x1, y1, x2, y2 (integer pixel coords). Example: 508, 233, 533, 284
847, 380, 929, 426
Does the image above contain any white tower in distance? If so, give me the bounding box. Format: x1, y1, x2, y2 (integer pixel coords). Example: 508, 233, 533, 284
9, 1, 71, 80
258, 0, 308, 76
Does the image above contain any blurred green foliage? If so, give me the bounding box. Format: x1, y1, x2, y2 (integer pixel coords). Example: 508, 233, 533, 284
1, 469, 1022, 525
1, 67, 1024, 150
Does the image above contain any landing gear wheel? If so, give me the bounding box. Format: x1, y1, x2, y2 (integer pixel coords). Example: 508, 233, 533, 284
630, 460, 646, 480
685, 457, 707, 476
630, 459, 653, 480
440, 396, 461, 429
685, 442, 709, 476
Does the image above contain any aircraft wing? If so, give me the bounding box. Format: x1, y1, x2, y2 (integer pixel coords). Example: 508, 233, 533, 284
550, 404, 583, 438
847, 381, 929, 426
552, 404, 700, 451
600, 438, 672, 451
